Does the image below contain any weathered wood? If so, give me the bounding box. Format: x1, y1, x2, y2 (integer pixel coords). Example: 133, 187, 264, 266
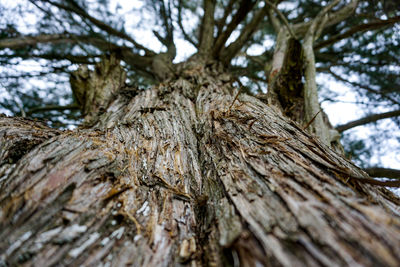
1, 62, 400, 267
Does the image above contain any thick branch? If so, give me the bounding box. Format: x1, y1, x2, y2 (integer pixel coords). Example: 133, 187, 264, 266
364, 167, 400, 179
220, 5, 269, 63
198, 0, 216, 55
315, 16, 400, 50
212, 0, 257, 57
160, 0, 174, 43
153, 0, 176, 59
267, 6, 281, 32
306, 0, 341, 39
336, 109, 400, 132
301, 0, 343, 146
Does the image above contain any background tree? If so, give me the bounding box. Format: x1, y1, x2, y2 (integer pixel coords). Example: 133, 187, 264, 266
1, 0, 400, 266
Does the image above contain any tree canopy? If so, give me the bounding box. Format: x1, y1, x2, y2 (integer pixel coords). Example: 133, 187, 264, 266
0, 0, 400, 180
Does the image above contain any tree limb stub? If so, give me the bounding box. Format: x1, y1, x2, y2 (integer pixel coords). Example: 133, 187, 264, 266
70, 54, 127, 125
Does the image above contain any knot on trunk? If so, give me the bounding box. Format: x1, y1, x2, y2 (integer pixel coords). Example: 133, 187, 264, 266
70, 54, 127, 125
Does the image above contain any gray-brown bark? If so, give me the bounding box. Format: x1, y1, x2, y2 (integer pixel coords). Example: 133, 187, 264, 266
1, 59, 400, 267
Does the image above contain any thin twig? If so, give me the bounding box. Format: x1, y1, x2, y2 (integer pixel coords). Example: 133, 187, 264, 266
227, 86, 243, 114
303, 109, 322, 130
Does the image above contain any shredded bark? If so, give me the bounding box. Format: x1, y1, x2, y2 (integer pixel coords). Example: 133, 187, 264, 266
1, 62, 400, 267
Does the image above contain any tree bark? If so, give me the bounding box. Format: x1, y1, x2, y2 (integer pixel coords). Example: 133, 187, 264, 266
1, 60, 400, 267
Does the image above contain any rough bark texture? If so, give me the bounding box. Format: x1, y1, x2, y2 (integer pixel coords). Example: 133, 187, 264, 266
1, 60, 400, 267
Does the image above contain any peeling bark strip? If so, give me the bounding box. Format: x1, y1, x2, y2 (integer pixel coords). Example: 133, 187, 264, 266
1, 62, 400, 266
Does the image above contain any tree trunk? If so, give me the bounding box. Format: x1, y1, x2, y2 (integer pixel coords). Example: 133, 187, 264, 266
1, 59, 400, 267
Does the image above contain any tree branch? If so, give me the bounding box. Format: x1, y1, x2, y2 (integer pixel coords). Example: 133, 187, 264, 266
0, 33, 109, 54
0, 34, 75, 49
305, 0, 341, 40
160, 0, 174, 43
0, 52, 100, 64
176, 0, 197, 46
198, 0, 216, 55
212, 0, 257, 57
0, 33, 154, 74
301, 0, 343, 145
267, 7, 281, 33
264, 0, 297, 39
216, 0, 235, 36
336, 109, 400, 132
315, 16, 400, 50
38, 0, 155, 55
153, 0, 176, 58
220, 5, 269, 63
293, 0, 358, 39
364, 167, 400, 180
